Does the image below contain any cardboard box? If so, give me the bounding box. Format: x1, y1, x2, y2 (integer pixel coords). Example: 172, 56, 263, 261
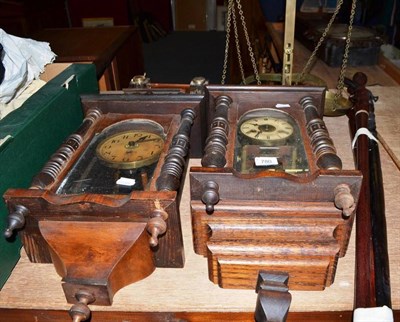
0, 64, 98, 289
39, 63, 73, 81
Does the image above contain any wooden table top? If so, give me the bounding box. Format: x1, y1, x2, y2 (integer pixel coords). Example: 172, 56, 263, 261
0, 87, 398, 319
33, 26, 138, 78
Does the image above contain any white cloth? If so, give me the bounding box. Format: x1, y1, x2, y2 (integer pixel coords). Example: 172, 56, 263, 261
353, 306, 394, 322
0, 79, 46, 120
0, 28, 56, 104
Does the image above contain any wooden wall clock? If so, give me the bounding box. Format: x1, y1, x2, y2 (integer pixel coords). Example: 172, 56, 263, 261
3, 93, 205, 321
189, 86, 363, 294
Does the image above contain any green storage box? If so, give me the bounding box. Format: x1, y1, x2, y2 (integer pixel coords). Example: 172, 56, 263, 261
0, 64, 98, 288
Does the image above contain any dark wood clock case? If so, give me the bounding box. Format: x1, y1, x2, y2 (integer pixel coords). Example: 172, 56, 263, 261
190, 85, 363, 291
3, 93, 206, 317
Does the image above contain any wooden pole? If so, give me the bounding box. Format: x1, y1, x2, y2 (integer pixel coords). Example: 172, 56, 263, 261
346, 72, 391, 309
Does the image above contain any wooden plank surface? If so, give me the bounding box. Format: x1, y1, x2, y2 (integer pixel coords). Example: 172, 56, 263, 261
371, 86, 400, 169
0, 88, 399, 315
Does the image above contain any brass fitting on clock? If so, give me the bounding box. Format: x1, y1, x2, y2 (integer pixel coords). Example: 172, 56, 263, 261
334, 184, 355, 217
201, 181, 220, 214
4, 205, 29, 239
146, 209, 169, 247
189, 76, 208, 94
68, 290, 95, 322
129, 74, 150, 88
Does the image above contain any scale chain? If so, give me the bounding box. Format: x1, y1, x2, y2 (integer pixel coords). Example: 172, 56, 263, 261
335, 0, 357, 102
298, 0, 344, 84
221, 0, 261, 85
221, 0, 233, 85
298, 0, 357, 113
235, 0, 260, 85
231, 2, 246, 83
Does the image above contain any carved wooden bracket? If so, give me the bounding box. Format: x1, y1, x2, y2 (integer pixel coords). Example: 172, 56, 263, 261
39, 220, 155, 311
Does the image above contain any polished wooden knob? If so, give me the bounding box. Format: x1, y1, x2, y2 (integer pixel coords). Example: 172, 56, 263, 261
334, 184, 355, 217
4, 205, 28, 238
68, 291, 95, 322
146, 209, 168, 247
201, 181, 220, 214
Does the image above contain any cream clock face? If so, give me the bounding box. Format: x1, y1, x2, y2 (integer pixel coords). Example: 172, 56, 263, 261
235, 109, 309, 174
96, 130, 165, 169
239, 116, 294, 145
56, 119, 167, 195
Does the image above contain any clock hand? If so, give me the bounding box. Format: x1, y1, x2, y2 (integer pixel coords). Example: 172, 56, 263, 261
127, 135, 150, 147
135, 135, 149, 143
246, 129, 258, 133
136, 138, 161, 143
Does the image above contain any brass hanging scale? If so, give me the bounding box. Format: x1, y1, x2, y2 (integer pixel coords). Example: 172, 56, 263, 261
224, 0, 357, 118
298, 0, 358, 116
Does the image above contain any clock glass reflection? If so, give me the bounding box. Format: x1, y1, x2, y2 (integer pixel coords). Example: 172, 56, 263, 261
234, 108, 309, 174
56, 119, 165, 195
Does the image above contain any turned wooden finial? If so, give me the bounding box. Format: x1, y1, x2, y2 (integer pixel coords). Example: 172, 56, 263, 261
300, 96, 342, 170
201, 95, 232, 168
4, 205, 29, 238
146, 209, 169, 247
334, 184, 355, 217
69, 291, 95, 322
156, 108, 196, 191
201, 181, 220, 214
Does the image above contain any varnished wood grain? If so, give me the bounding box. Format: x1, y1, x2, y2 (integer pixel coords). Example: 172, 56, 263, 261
0, 308, 399, 322
347, 74, 376, 308
0, 308, 357, 322
39, 221, 154, 305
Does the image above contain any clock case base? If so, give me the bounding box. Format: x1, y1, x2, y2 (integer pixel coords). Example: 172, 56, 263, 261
4, 93, 206, 306
190, 86, 362, 291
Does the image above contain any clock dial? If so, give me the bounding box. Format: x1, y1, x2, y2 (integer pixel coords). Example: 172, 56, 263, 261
96, 130, 165, 169
235, 109, 309, 174
56, 119, 167, 194
239, 117, 294, 144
